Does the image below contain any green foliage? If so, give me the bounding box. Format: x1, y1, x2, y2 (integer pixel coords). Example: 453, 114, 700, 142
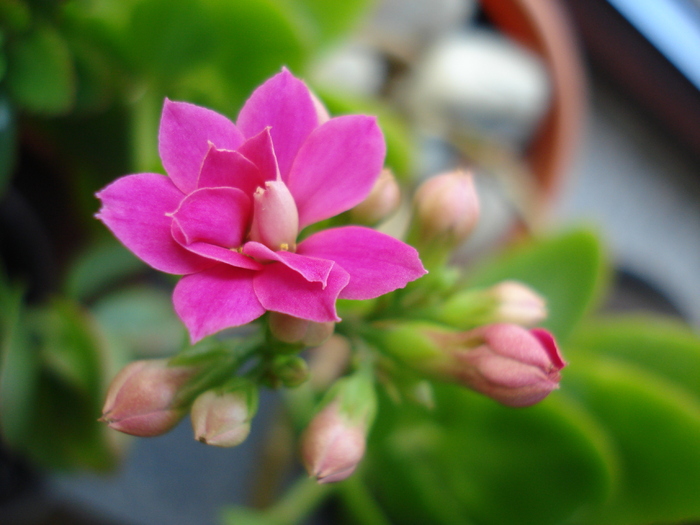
0, 92, 15, 196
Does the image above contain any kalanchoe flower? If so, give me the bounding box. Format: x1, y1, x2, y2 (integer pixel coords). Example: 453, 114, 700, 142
379, 322, 566, 407
191, 385, 258, 447
100, 359, 198, 437
96, 69, 426, 342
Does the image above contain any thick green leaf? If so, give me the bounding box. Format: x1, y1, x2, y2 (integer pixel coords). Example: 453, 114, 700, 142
569, 315, 700, 401
565, 355, 700, 524
466, 230, 608, 342
366, 383, 614, 525
7, 24, 75, 114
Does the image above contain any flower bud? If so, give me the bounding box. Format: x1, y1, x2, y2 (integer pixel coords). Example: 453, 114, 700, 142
301, 401, 367, 484
190, 384, 258, 447
100, 359, 198, 437
435, 280, 547, 329
379, 322, 565, 407
249, 180, 299, 251
301, 371, 377, 483
267, 355, 310, 388
350, 168, 401, 225
411, 170, 479, 248
269, 312, 335, 346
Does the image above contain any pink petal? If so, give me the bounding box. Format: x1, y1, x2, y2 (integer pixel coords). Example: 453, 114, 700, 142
298, 226, 427, 300
237, 128, 280, 183
243, 242, 333, 285
286, 116, 386, 229
173, 265, 265, 343
96, 173, 213, 275
236, 69, 319, 180
172, 224, 262, 271
171, 187, 251, 247
253, 263, 349, 322
196, 146, 263, 195
159, 99, 244, 194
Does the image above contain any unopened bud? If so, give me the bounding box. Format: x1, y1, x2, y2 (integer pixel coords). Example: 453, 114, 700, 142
269, 312, 335, 346
350, 168, 401, 225
301, 371, 377, 483
379, 322, 565, 407
250, 180, 299, 251
307, 335, 352, 390
191, 385, 258, 447
100, 359, 198, 437
435, 281, 547, 329
267, 355, 310, 388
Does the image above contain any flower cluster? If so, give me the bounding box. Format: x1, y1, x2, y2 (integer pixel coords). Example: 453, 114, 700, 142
97, 69, 566, 486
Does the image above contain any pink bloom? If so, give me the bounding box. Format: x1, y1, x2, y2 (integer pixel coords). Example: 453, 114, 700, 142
97, 69, 426, 342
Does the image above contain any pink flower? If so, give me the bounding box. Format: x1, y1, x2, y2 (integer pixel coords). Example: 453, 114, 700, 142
96, 69, 426, 342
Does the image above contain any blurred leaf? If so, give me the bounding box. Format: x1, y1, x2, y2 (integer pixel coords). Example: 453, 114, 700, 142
466, 230, 608, 342
7, 24, 75, 114
64, 240, 145, 301
319, 89, 415, 180
367, 383, 614, 525
564, 354, 700, 524
0, 279, 39, 447
287, 0, 373, 46
0, 92, 16, 196
92, 286, 185, 357
0, 0, 31, 34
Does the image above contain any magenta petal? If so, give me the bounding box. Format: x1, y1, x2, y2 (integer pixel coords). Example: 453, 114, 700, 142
159, 99, 244, 194
236, 128, 280, 183
254, 263, 349, 322
171, 187, 251, 247
236, 69, 318, 179
96, 173, 213, 275
298, 226, 427, 300
171, 224, 262, 271
287, 116, 386, 229
243, 242, 333, 285
173, 265, 265, 343
197, 146, 263, 196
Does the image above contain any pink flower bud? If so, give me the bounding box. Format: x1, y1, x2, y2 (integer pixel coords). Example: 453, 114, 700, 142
191, 388, 257, 447
100, 359, 198, 437
301, 401, 367, 484
350, 168, 401, 225
413, 170, 479, 246
269, 312, 335, 346
249, 180, 299, 251
489, 281, 547, 326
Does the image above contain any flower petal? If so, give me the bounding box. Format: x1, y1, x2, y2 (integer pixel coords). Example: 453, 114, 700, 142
173, 265, 265, 343
298, 226, 427, 300
236, 68, 318, 180
96, 173, 213, 275
171, 187, 251, 247
286, 116, 386, 229
196, 146, 263, 195
159, 99, 244, 194
254, 263, 349, 322
243, 242, 333, 285
236, 128, 279, 183
172, 223, 262, 271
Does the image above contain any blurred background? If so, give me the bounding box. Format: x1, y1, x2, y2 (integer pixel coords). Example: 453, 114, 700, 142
1, 0, 699, 524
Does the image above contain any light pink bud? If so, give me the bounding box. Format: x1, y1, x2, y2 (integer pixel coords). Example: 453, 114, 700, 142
269, 312, 335, 346
301, 402, 366, 484
100, 359, 197, 437
489, 281, 547, 326
413, 170, 479, 245
191, 389, 255, 447
350, 168, 401, 225
249, 180, 299, 251
307, 335, 352, 390
453, 324, 566, 407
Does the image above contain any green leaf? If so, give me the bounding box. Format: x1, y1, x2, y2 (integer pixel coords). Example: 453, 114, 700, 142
569, 315, 700, 401
0, 92, 16, 196
7, 24, 75, 114
366, 383, 614, 525
466, 229, 609, 342
564, 355, 700, 524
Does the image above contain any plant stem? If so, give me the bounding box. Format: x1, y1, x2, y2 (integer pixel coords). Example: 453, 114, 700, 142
338, 476, 393, 525
265, 476, 334, 525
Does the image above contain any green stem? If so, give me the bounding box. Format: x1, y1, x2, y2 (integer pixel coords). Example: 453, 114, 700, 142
265, 476, 334, 525
338, 476, 392, 525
